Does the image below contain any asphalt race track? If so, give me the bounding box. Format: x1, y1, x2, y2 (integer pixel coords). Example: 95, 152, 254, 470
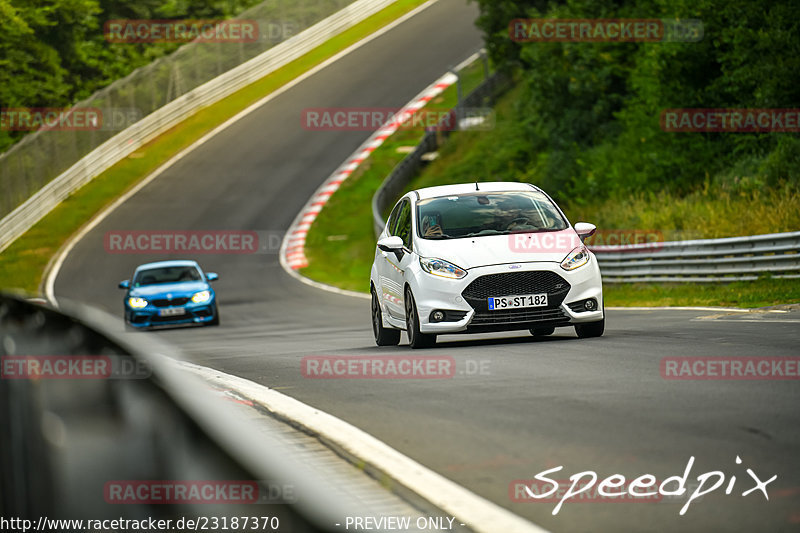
53, 0, 800, 531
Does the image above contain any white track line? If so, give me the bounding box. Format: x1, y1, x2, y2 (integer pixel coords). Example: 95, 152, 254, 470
179, 360, 549, 533
43, 0, 443, 306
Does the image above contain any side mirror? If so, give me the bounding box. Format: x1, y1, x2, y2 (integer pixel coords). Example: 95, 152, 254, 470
206, 272, 219, 282
574, 222, 597, 242
118, 280, 130, 289
377, 236, 405, 253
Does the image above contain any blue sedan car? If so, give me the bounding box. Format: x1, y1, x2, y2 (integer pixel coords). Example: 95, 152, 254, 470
119, 260, 219, 329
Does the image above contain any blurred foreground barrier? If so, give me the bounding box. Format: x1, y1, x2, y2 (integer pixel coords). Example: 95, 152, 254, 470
0, 293, 370, 529
591, 231, 800, 282
0, 0, 397, 253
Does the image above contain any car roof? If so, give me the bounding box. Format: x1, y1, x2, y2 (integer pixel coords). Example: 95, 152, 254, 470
413, 181, 537, 200
134, 260, 200, 271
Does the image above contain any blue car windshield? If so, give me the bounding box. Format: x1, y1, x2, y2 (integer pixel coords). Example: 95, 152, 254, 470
416, 190, 567, 239
134, 266, 201, 286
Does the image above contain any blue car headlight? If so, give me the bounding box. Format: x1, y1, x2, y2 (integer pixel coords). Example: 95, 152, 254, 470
128, 297, 148, 308
191, 290, 211, 303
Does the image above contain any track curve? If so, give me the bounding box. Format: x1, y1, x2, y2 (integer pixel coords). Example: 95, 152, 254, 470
53, 1, 800, 531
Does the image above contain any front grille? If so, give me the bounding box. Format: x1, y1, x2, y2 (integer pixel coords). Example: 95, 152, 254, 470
150, 313, 192, 323
462, 271, 570, 299
469, 306, 570, 327
152, 297, 190, 307
462, 271, 572, 332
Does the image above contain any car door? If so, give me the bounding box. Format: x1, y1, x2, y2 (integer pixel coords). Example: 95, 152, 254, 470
379, 198, 414, 319
375, 200, 402, 316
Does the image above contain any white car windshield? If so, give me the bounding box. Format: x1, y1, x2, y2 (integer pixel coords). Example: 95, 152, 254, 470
416, 190, 567, 239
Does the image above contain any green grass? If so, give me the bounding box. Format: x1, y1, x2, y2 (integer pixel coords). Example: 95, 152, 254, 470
0, 0, 430, 294
604, 278, 800, 308
301, 79, 800, 307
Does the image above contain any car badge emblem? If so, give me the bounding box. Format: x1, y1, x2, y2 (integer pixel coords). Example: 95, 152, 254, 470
509, 264, 521, 269
554, 283, 564, 289
167, 293, 172, 300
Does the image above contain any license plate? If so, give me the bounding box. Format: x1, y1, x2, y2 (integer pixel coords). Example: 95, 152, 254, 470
158, 307, 186, 317
488, 293, 548, 310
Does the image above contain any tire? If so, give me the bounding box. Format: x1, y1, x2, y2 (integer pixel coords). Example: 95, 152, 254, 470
405, 289, 436, 349
208, 304, 220, 326
575, 318, 604, 338
530, 326, 555, 337
371, 289, 400, 346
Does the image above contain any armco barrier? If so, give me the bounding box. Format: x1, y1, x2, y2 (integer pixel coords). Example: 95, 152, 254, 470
591, 231, 800, 282
0, 294, 364, 528
0, 0, 397, 253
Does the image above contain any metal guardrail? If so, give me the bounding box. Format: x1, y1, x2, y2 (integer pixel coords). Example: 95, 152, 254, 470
0, 0, 397, 254
0, 294, 365, 528
591, 231, 800, 282
372, 70, 510, 237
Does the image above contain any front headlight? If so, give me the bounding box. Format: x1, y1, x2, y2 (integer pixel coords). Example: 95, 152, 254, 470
419, 257, 467, 279
561, 245, 590, 271
191, 290, 211, 303
128, 297, 148, 308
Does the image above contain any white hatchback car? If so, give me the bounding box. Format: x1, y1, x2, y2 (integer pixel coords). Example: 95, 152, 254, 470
370, 182, 604, 348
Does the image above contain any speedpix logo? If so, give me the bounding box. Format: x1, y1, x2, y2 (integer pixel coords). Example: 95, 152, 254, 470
521, 456, 776, 515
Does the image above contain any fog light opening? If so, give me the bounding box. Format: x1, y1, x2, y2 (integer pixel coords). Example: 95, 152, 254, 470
431, 310, 445, 322
584, 299, 597, 311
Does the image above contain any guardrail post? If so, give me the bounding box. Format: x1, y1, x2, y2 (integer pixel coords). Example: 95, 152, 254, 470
480, 49, 489, 81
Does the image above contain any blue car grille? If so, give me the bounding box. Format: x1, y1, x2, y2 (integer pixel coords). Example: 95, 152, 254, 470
151, 297, 190, 307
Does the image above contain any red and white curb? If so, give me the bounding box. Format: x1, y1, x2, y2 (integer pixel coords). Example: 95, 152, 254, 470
280, 71, 459, 271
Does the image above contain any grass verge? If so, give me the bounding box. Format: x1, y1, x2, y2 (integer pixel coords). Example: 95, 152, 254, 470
301, 80, 800, 307
0, 0, 430, 294
604, 279, 800, 308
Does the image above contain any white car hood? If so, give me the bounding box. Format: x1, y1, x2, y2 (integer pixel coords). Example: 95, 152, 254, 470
414, 230, 582, 270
